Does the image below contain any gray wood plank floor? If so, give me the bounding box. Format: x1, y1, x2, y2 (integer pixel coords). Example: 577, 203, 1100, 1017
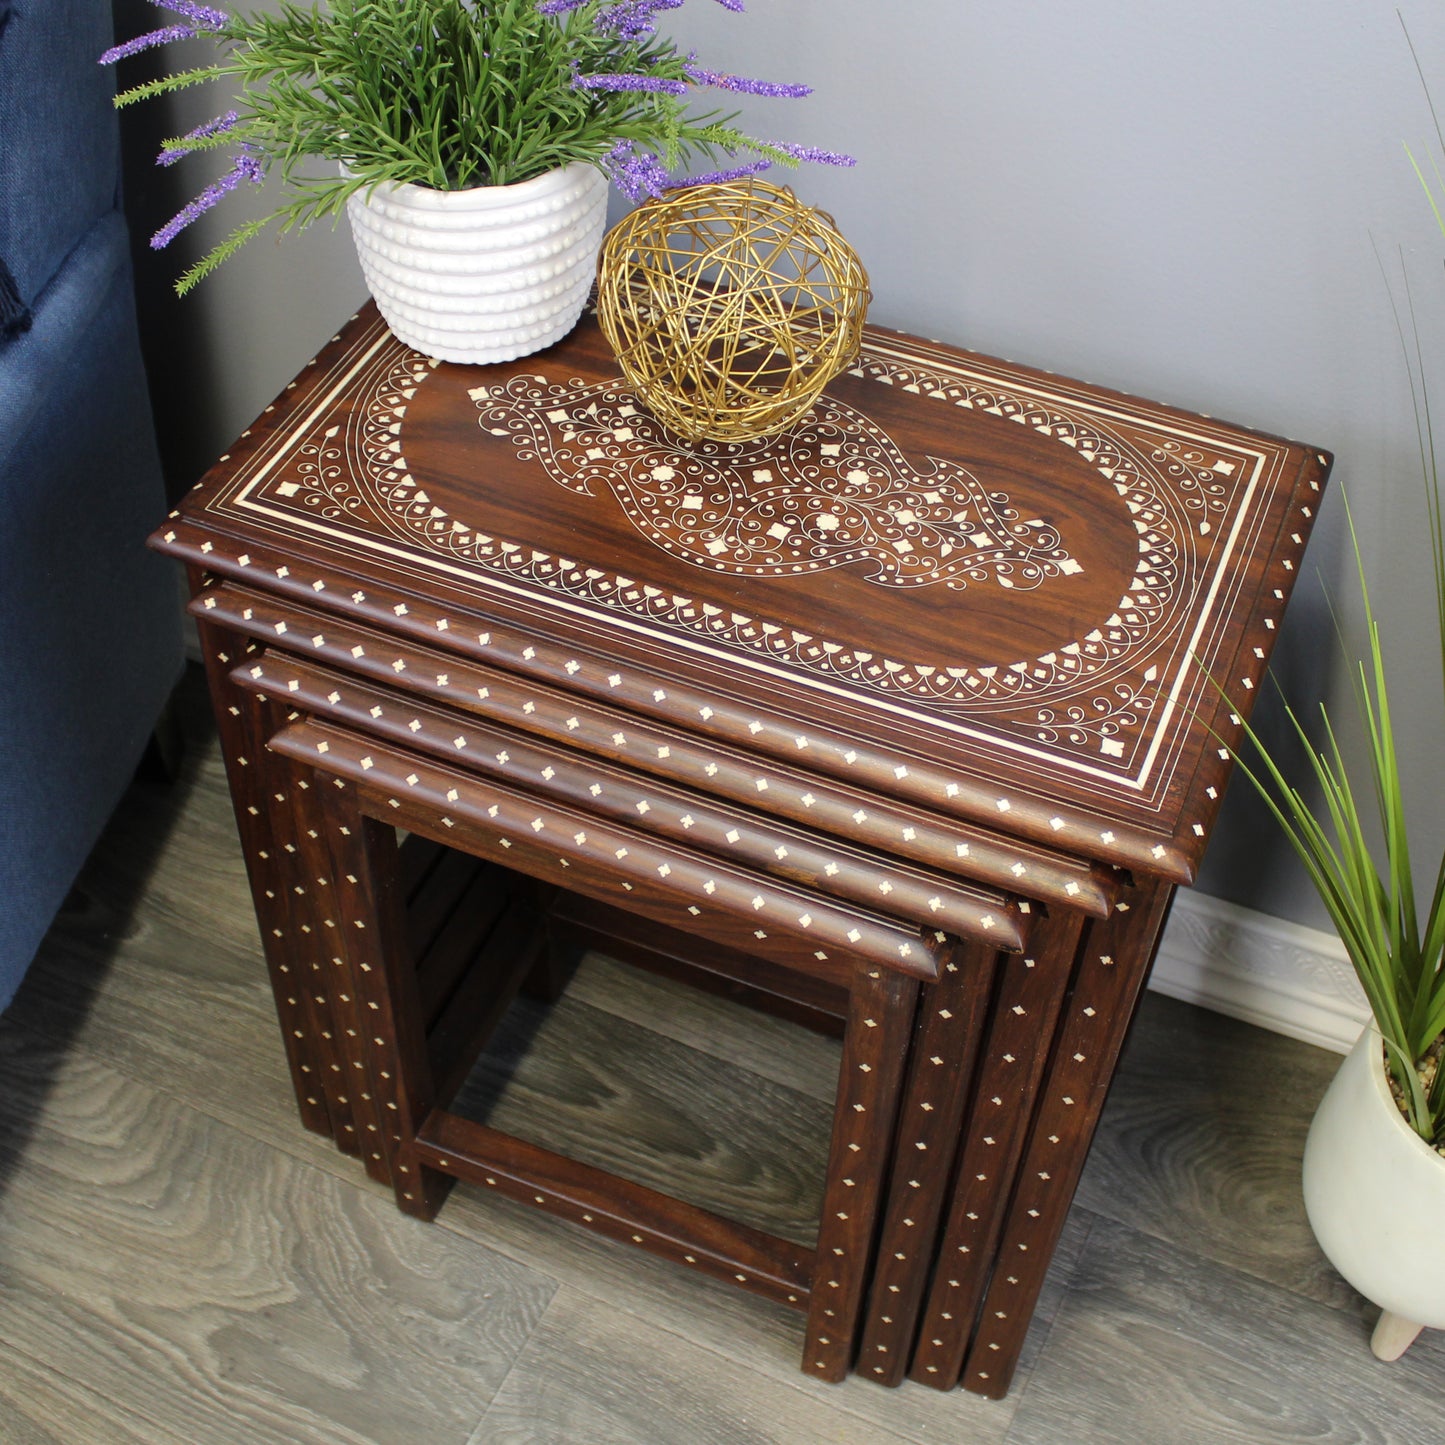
1, 669, 1440, 1444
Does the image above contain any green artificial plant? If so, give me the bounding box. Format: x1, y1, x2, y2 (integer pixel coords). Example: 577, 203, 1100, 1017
103, 0, 852, 294
1229, 27, 1445, 1146
1231, 491, 1445, 1145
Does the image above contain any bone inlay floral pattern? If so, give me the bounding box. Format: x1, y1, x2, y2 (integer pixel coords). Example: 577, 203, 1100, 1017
469, 374, 1081, 592
203, 311, 1314, 809
334, 345, 1187, 728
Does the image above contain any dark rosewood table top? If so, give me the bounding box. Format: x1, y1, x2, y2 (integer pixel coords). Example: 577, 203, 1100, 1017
158, 303, 1330, 883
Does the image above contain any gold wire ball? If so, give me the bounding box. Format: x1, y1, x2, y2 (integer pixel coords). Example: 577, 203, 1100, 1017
596, 179, 870, 445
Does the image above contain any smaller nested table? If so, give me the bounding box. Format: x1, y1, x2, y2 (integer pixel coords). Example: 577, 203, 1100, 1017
153, 303, 1328, 1396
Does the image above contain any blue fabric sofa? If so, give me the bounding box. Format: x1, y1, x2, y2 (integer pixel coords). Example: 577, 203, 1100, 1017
0, 0, 183, 1010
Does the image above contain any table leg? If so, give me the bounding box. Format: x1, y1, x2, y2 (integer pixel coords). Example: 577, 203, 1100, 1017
802, 963, 920, 1384
316, 775, 454, 1217
903, 906, 1087, 1389
855, 937, 1003, 1384
193, 608, 346, 1145
953, 876, 1175, 1398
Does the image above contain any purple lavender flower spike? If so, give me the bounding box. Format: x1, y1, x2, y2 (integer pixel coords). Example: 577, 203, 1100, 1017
712, 0, 746, 10
536, 0, 589, 13
151, 149, 265, 249
602, 140, 671, 203
154, 0, 229, 29
99, 24, 195, 65
672, 158, 772, 187
574, 71, 688, 96
770, 141, 856, 167
683, 63, 810, 99
158, 110, 240, 166
595, 0, 684, 40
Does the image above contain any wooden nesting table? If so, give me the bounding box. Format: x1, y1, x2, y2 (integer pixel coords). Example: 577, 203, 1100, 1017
153, 303, 1328, 1398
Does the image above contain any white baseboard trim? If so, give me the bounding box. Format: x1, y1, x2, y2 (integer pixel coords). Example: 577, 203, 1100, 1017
1148, 891, 1369, 1054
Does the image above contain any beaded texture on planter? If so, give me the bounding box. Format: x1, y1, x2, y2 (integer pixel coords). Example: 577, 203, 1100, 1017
346, 161, 609, 364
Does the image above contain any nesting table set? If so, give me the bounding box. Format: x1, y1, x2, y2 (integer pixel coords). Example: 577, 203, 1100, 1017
153, 304, 1328, 1397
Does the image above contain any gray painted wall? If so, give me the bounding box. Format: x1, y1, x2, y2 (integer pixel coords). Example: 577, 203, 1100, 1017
121, 0, 1445, 935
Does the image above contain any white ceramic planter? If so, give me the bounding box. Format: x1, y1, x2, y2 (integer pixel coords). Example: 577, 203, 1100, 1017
346, 161, 608, 365
1302, 1024, 1445, 1359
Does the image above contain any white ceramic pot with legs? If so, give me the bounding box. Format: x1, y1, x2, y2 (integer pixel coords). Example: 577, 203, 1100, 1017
1302, 1023, 1445, 1360
346, 160, 608, 365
